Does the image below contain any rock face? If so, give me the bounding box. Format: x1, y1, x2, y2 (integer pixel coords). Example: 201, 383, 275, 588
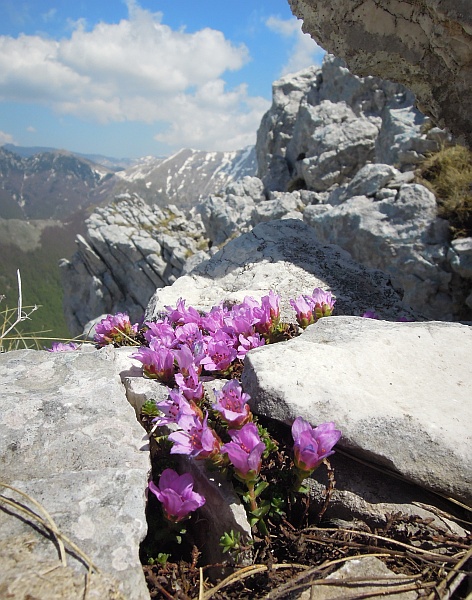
288, 0, 472, 148
60, 198, 210, 335
0, 346, 150, 599
242, 316, 472, 505
61, 56, 472, 328
256, 54, 439, 193
145, 219, 414, 323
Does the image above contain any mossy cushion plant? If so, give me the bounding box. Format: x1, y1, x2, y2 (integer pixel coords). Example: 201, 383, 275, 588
416, 144, 472, 239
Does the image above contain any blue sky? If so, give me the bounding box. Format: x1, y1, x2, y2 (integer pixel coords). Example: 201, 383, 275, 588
0, 0, 324, 158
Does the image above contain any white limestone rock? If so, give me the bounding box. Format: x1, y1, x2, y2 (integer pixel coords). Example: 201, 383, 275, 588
304, 184, 454, 319
256, 54, 436, 193
61, 197, 210, 335
0, 347, 150, 600
145, 219, 414, 323
242, 316, 472, 505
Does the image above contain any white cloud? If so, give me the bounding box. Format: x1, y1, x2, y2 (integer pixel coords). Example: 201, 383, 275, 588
26, 126, 37, 132
0, 130, 14, 144
0, 2, 268, 151
266, 16, 325, 76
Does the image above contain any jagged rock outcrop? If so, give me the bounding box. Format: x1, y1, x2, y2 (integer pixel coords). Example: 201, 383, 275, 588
256, 54, 439, 192
288, 0, 472, 148
61, 57, 472, 326
60, 197, 211, 336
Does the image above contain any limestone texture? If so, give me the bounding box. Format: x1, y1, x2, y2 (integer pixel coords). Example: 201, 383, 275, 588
0, 346, 150, 600
288, 0, 472, 147
242, 316, 472, 505
145, 219, 414, 323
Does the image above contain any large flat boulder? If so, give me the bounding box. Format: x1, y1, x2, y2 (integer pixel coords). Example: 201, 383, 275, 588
242, 316, 472, 505
145, 219, 414, 322
0, 347, 150, 599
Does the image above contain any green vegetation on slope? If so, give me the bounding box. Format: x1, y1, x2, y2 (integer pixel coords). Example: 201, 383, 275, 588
0, 215, 86, 344
416, 144, 472, 238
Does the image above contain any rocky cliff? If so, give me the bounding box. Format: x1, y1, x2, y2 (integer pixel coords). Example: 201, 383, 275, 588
61, 55, 472, 331
288, 0, 472, 148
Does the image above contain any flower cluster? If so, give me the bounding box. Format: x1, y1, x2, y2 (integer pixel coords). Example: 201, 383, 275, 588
94, 312, 138, 346
98, 291, 340, 530
290, 288, 336, 329
46, 341, 79, 352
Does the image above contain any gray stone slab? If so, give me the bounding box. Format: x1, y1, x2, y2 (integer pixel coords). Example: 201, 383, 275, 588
242, 317, 472, 504
0, 347, 150, 600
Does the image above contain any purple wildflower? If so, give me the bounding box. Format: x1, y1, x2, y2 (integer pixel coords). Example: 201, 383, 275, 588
175, 365, 204, 402
310, 288, 335, 319
254, 290, 280, 335
221, 422, 265, 482
144, 320, 176, 347
148, 468, 205, 523
168, 412, 221, 460
237, 332, 265, 359
94, 313, 138, 346
213, 380, 251, 427
290, 295, 314, 329
174, 322, 204, 352
153, 389, 198, 426
200, 330, 237, 372
165, 298, 201, 327
131, 340, 175, 383
46, 341, 79, 352
290, 288, 335, 329
362, 311, 380, 319
291, 417, 342, 473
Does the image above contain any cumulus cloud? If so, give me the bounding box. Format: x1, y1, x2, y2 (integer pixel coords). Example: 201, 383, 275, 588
0, 130, 14, 144
0, 1, 269, 151
266, 16, 325, 76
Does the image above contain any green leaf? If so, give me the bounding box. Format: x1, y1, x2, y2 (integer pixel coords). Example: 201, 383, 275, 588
250, 504, 270, 519
254, 481, 269, 498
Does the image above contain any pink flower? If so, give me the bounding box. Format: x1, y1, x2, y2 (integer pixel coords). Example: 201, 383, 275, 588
165, 298, 201, 326
213, 380, 251, 427
46, 342, 79, 352
175, 365, 204, 402
290, 288, 336, 329
237, 332, 265, 359
94, 313, 138, 346
290, 295, 314, 329
200, 304, 230, 333
153, 389, 198, 426
310, 288, 335, 319
221, 422, 265, 482
200, 330, 237, 372
144, 320, 176, 347
131, 340, 175, 383
254, 290, 280, 335
291, 417, 342, 473
148, 468, 205, 523
168, 412, 221, 460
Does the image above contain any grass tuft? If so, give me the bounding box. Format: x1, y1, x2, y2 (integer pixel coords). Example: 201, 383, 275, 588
416, 144, 472, 238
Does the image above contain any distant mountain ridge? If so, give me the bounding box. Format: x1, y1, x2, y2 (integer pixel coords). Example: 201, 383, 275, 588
0, 144, 257, 220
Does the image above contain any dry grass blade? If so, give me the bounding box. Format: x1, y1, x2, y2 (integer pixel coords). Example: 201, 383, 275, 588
0, 482, 101, 573
201, 563, 309, 600
1, 481, 67, 567
263, 553, 393, 599
303, 526, 468, 561
426, 545, 472, 600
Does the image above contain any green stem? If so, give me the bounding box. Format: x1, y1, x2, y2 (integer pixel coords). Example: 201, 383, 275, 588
292, 468, 312, 492
246, 481, 257, 512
